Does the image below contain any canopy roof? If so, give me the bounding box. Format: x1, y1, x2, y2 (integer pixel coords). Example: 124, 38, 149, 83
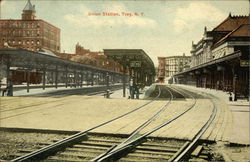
104, 49, 155, 75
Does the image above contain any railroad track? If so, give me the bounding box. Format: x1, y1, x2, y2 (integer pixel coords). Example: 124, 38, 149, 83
10, 85, 162, 162
10, 85, 217, 162
0, 86, 122, 120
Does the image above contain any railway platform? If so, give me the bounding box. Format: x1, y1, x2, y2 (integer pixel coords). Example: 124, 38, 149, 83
176, 84, 249, 145
0, 84, 249, 146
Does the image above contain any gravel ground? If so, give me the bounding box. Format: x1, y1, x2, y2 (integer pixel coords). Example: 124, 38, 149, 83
0, 130, 68, 161
211, 142, 250, 162
1, 130, 249, 161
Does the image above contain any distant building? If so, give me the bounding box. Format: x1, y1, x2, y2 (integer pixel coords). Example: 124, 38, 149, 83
157, 57, 166, 83
57, 43, 123, 73
0, 0, 60, 53
157, 54, 191, 82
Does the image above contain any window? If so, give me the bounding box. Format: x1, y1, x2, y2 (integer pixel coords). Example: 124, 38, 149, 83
31, 40, 34, 45
37, 40, 40, 45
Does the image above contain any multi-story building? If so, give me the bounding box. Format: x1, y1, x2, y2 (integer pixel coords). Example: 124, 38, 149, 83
176, 14, 249, 99
57, 43, 123, 73
0, 0, 60, 53
157, 57, 166, 83
157, 54, 191, 82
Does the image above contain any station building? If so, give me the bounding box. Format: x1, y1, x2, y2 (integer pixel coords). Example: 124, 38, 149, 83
175, 14, 249, 100
157, 54, 191, 83
0, 0, 60, 53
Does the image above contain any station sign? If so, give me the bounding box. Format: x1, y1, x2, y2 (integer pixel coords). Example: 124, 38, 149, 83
240, 60, 250, 67
130, 61, 141, 67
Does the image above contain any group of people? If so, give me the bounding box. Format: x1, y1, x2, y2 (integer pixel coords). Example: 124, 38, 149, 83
1, 83, 13, 96
128, 78, 142, 99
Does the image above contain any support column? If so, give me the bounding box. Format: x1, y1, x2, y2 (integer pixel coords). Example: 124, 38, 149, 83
43, 68, 46, 90
106, 73, 110, 98
6, 57, 13, 96
91, 71, 94, 86
80, 72, 83, 88
232, 66, 237, 101
26, 68, 30, 93
74, 70, 76, 88
55, 66, 58, 89
65, 66, 68, 88
222, 69, 225, 91
6, 58, 10, 87
97, 73, 100, 85
210, 72, 212, 89
123, 65, 126, 97
86, 72, 89, 86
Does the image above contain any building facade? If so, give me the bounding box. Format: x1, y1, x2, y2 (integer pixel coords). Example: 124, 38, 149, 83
157, 54, 191, 83
176, 14, 249, 99
157, 57, 166, 83
0, 0, 60, 53
57, 43, 123, 73
190, 14, 249, 68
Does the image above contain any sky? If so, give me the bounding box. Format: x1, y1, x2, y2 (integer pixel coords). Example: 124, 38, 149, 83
1, 0, 249, 66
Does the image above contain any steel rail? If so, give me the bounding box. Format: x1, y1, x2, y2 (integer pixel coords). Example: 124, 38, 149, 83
169, 86, 217, 162
91, 86, 173, 162
122, 86, 174, 144
11, 86, 161, 162
93, 85, 197, 162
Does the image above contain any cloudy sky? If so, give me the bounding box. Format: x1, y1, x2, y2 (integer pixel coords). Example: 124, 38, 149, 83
1, 0, 249, 65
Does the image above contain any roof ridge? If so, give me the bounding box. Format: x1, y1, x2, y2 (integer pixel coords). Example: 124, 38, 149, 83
231, 15, 249, 18
212, 14, 231, 32
212, 14, 249, 32
212, 24, 249, 49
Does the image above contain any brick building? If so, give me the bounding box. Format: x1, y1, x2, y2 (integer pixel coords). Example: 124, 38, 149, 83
57, 43, 123, 73
0, 0, 60, 53
157, 54, 191, 83
157, 57, 166, 83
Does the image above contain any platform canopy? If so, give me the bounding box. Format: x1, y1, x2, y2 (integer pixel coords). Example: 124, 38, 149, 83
0, 48, 121, 74
104, 49, 155, 86
104, 49, 155, 75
